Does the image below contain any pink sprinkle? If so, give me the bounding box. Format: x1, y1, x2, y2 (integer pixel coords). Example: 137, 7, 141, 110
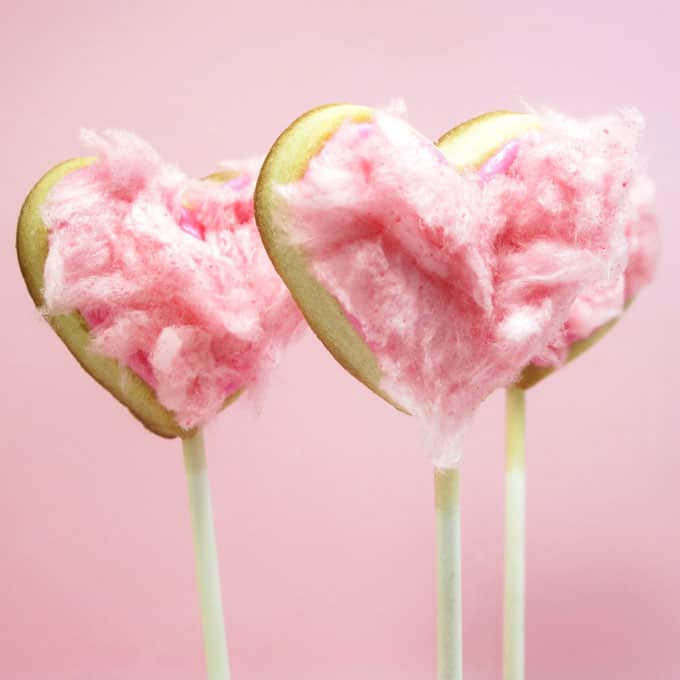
355, 123, 375, 139
226, 174, 251, 191
178, 206, 206, 241
127, 350, 156, 387
478, 139, 520, 181
81, 307, 107, 329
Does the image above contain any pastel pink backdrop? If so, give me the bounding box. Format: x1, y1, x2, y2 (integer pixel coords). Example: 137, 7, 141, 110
1, 1, 678, 678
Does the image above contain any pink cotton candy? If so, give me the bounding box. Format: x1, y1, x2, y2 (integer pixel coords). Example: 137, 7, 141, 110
42, 130, 304, 429
531, 170, 659, 365
277, 109, 648, 466
623, 174, 659, 300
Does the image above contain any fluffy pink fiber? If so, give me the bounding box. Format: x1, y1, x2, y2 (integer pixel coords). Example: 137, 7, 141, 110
277, 109, 658, 466
531, 159, 659, 365
42, 130, 303, 430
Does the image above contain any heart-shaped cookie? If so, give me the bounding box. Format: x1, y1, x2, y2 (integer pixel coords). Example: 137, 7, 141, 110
17, 131, 303, 438
255, 105, 643, 464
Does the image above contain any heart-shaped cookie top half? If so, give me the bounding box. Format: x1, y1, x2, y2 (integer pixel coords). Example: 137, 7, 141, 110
255, 105, 648, 465
17, 131, 303, 438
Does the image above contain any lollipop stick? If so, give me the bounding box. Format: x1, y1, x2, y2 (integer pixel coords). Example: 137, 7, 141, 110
503, 386, 526, 680
183, 429, 231, 680
435, 467, 463, 680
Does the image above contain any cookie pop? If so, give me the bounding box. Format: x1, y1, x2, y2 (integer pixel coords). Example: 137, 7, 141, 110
16, 130, 304, 680
499, 171, 659, 680
254, 104, 644, 680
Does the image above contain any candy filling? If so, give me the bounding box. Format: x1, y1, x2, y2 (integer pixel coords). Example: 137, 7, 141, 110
42, 130, 304, 429
276, 109, 657, 465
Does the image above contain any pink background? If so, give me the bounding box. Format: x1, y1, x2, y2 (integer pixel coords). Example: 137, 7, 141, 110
1, 1, 678, 678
